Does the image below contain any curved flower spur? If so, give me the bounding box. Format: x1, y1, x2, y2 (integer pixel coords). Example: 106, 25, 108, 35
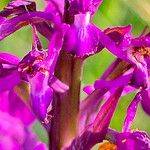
0, 0, 150, 150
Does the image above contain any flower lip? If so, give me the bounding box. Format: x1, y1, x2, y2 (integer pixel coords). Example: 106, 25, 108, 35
116, 131, 150, 149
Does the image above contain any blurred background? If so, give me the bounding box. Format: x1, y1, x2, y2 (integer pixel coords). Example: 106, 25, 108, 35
0, 0, 150, 147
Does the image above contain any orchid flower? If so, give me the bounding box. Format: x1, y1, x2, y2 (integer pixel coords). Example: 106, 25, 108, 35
0, 0, 150, 150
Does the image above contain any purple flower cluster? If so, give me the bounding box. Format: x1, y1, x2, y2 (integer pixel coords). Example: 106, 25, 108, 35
0, 0, 150, 150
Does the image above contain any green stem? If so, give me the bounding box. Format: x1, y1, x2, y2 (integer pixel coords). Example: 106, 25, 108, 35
49, 51, 83, 149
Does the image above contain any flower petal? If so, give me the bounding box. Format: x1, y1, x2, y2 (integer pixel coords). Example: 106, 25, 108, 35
0, 11, 56, 41
116, 131, 150, 150
0, 70, 21, 92
34, 143, 48, 150
68, 0, 103, 16
83, 85, 95, 95
98, 30, 133, 64
79, 88, 108, 131
123, 93, 141, 132
0, 52, 20, 65
8, 89, 35, 125
49, 76, 69, 93
45, 0, 64, 19
63, 22, 102, 57
0, 0, 36, 17
94, 68, 133, 89
131, 63, 148, 89
29, 72, 53, 123
104, 25, 132, 47
140, 89, 150, 116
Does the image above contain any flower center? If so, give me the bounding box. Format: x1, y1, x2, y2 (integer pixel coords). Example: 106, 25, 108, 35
133, 47, 150, 57
98, 142, 117, 150
18, 51, 47, 78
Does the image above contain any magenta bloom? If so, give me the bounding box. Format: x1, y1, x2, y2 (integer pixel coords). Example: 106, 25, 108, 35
0, 0, 150, 150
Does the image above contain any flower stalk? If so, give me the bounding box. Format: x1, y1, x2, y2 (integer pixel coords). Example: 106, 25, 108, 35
49, 51, 83, 149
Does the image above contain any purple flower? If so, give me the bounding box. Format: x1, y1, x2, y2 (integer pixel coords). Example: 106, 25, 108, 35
45, 0, 131, 58
0, 92, 44, 150
0, 0, 150, 150
82, 26, 150, 123
0, 26, 68, 123
101, 93, 150, 150
0, 108, 49, 150
99, 130, 150, 150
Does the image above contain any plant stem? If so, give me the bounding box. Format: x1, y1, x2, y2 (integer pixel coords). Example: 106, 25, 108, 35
49, 51, 83, 150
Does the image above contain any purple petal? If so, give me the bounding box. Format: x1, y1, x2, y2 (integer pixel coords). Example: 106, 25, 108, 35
29, 72, 53, 123
8, 90, 35, 125
131, 63, 148, 89
116, 131, 150, 150
34, 143, 48, 150
123, 93, 141, 132
0, 0, 36, 17
132, 33, 150, 48
0, 110, 25, 149
0, 52, 20, 65
63, 21, 103, 57
0, 91, 9, 112
104, 25, 132, 47
0, 110, 39, 149
103, 85, 135, 100
140, 89, 150, 116
83, 85, 95, 95
49, 76, 69, 93
98, 30, 133, 64
68, 0, 103, 16
0, 11, 56, 41
45, 0, 64, 20
79, 88, 108, 132
47, 24, 69, 73
0, 70, 21, 92
91, 88, 123, 134
94, 68, 133, 89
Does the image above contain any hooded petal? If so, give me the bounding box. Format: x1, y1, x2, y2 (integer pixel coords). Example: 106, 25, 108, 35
68, 0, 103, 16
104, 25, 132, 47
44, 0, 64, 20
63, 19, 103, 57
98, 30, 133, 64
